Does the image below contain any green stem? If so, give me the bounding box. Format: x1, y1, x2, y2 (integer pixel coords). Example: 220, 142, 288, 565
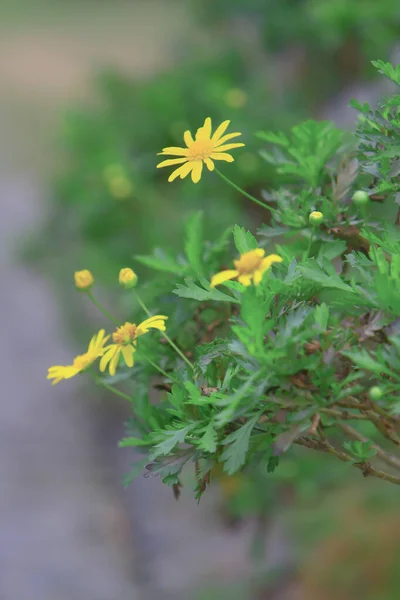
96, 379, 133, 402
134, 291, 194, 371
87, 291, 119, 325
214, 166, 276, 212
306, 229, 315, 259
143, 355, 178, 383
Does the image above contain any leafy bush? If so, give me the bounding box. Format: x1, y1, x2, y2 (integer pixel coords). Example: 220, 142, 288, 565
49, 61, 400, 498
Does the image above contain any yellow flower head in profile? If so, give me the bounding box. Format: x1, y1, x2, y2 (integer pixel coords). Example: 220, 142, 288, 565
47, 329, 109, 385
157, 117, 244, 184
119, 267, 138, 289
74, 269, 94, 291
100, 315, 168, 376
211, 248, 283, 288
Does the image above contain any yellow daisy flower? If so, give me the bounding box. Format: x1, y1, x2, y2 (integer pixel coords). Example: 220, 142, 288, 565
47, 329, 109, 385
210, 249, 283, 288
157, 117, 244, 183
100, 315, 168, 376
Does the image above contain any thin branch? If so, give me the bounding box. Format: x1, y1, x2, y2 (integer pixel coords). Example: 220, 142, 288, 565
338, 423, 400, 470
320, 407, 368, 421
295, 437, 400, 485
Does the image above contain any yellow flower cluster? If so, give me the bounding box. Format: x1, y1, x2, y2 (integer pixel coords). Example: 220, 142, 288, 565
48, 315, 168, 384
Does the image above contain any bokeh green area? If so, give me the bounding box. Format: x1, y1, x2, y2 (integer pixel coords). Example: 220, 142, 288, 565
19, 0, 400, 598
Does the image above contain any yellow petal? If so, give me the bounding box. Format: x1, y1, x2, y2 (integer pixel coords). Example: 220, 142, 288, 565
157, 157, 188, 169
158, 146, 188, 156
109, 350, 120, 376
211, 120, 230, 142
191, 161, 203, 183
168, 162, 194, 182
260, 254, 283, 272
99, 346, 116, 372
184, 130, 194, 147
210, 269, 239, 288
210, 153, 235, 163
213, 131, 242, 145
136, 315, 168, 336
213, 143, 245, 152
121, 345, 135, 368
238, 274, 252, 286
254, 248, 265, 257
204, 158, 214, 171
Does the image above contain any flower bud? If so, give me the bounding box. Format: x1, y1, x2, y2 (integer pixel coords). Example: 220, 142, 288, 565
369, 386, 383, 401
119, 267, 138, 289
309, 211, 323, 226
74, 269, 94, 291
352, 190, 369, 206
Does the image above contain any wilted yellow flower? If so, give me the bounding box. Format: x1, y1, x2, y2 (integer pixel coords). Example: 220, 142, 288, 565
224, 88, 248, 109
108, 176, 133, 199
74, 269, 94, 290
100, 316, 168, 376
157, 117, 244, 184
47, 329, 109, 385
211, 248, 283, 287
119, 267, 138, 289
103, 164, 133, 199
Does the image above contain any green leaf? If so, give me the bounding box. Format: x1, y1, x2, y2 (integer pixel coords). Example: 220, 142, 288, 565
318, 240, 347, 261
256, 130, 290, 146
221, 412, 261, 475
343, 440, 377, 461
151, 423, 197, 458
197, 421, 218, 453
173, 278, 239, 303
300, 260, 354, 293
314, 303, 329, 331
342, 348, 393, 376
135, 248, 184, 275
372, 59, 400, 86
185, 211, 204, 276
233, 224, 258, 254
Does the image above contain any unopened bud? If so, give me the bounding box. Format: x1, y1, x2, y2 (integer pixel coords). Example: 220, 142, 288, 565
119, 267, 138, 289
74, 269, 94, 291
369, 386, 383, 401
309, 211, 323, 226
352, 190, 369, 206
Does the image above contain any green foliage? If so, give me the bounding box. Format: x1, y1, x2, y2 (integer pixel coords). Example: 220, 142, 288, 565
114, 59, 400, 498
44, 50, 400, 501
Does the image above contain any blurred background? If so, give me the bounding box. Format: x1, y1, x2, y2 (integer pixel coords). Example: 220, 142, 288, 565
1, 0, 400, 598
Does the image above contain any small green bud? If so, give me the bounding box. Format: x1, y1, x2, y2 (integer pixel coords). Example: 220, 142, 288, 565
309, 211, 323, 226
369, 386, 383, 401
352, 190, 369, 206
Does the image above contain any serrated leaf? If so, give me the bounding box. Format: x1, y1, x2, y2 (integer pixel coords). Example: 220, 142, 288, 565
314, 303, 329, 331
185, 211, 204, 276
151, 423, 197, 458
173, 278, 239, 303
300, 261, 354, 293
221, 412, 261, 475
342, 348, 393, 376
135, 248, 184, 275
233, 224, 258, 254
197, 421, 217, 453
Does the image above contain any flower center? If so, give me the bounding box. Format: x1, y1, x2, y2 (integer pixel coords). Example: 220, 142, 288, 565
187, 139, 214, 161
234, 251, 263, 275
113, 322, 137, 345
